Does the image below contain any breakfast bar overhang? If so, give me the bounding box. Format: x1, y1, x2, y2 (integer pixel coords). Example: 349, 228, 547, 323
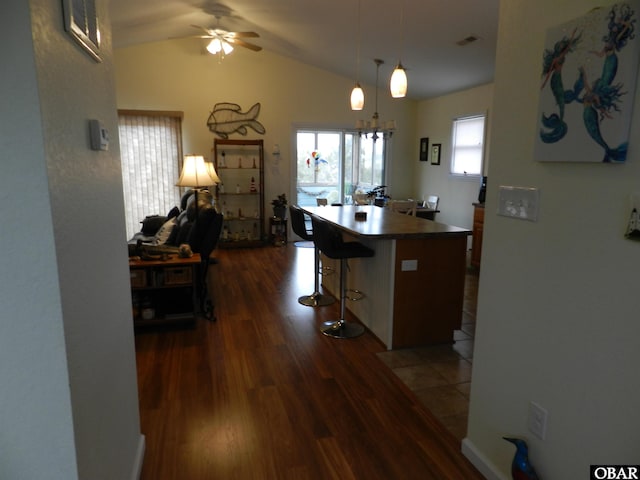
303, 206, 471, 349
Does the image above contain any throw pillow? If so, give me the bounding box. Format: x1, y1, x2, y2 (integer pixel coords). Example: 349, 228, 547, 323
166, 206, 180, 219
140, 215, 167, 235
152, 217, 177, 245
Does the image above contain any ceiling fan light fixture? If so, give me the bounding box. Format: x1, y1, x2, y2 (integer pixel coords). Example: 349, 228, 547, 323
350, 82, 364, 110
390, 62, 407, 98
206, 37, 233, 55
222, 40, 234, 55
206, 38, 222, 54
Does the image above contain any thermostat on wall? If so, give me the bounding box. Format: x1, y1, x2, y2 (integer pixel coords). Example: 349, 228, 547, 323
89, 119, 109, 151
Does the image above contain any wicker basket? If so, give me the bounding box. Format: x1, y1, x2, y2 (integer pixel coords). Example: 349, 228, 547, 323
130, 269, 147, 288
164, 267, 192, 285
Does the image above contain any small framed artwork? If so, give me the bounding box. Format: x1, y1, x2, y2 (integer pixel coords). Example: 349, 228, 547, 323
62, 0, 101, 62
419, 137, 429, 161
431, 143, 442, 165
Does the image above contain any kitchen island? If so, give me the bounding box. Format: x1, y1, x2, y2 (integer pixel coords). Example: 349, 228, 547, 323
302, 205, 471, 349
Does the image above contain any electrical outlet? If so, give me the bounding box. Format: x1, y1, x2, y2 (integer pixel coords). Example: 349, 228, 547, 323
401, 259, 418, 271
528, 401, 548, 440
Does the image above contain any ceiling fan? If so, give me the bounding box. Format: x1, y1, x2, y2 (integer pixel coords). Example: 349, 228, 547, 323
188, 19, 262, 55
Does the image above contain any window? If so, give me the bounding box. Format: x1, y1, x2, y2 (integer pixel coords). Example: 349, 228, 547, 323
450, 114, 486, 176
294, 128, 387, 206
118, 110, 184, 238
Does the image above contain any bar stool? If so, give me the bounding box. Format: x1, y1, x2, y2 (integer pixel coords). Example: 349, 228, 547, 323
310, 216, 374, 339
289, 205, 335, 307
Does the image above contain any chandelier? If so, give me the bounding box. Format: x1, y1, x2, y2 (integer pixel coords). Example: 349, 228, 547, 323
355, 59, 396, 142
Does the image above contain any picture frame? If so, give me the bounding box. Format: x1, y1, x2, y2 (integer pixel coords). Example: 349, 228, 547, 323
419, 137, 429, 161
62, 0, 101, 62
431, 143, 441, 165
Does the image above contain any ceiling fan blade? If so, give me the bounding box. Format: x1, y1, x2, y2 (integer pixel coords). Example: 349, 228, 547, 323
227, 38, 262, 51
169, 34, 214, 40
191, 24, 215, 36
225, 31, 259, 38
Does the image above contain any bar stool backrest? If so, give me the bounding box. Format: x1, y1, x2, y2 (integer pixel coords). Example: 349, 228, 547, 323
289, 205, 313, 241
310, 216, 344, 259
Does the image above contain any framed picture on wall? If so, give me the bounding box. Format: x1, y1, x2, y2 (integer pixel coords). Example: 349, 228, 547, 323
431, 143, 441, 165
419, 137, 429, 161
63, 0, 101, 62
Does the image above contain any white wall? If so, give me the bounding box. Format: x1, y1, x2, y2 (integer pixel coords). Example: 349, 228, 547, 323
465, 1, 640, 478
0, 2, 77, 477
114, 40, 418, 217
0, 1, 143, 479
416, 83, 494, 231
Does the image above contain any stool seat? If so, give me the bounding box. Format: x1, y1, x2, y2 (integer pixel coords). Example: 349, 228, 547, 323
311, 216, 374, 339
289, 205, 335, 307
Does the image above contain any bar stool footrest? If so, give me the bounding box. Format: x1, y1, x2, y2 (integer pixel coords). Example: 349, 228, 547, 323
298, 292, 335, 307
321, 321, 365, 339
346, 289, 365, 301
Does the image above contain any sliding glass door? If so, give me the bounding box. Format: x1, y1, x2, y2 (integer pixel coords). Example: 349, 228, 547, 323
294, 128, 386, 207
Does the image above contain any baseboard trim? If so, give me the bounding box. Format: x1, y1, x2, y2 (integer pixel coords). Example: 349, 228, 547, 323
461, 437, 508, 480
131, 434, 146, 480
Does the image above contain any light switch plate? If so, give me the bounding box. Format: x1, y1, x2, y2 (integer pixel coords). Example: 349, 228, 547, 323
497, 186, 539, 221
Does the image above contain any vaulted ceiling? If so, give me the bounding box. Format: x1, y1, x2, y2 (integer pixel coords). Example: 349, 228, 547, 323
109, 0, 499, 100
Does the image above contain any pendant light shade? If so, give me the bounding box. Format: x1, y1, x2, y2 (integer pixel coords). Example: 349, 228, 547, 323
390, 62, 407, 98
350, 82, 365, 110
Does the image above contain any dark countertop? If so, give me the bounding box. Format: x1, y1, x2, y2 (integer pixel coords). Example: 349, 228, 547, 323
302, 205, 471, 239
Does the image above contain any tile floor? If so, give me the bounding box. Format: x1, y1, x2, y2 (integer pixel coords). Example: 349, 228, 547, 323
377, 264, 478, 441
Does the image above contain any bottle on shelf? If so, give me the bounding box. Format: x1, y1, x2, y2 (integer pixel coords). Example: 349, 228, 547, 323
250, 177, 257, 193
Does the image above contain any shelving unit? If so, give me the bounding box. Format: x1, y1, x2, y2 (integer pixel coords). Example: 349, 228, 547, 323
214, 139, 265, 248
129, 254, 201, 327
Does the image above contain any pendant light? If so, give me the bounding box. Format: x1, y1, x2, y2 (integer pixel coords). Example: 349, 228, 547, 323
390, 64, 407, 98
350, 0, 365, 110
390, 0, 408, 98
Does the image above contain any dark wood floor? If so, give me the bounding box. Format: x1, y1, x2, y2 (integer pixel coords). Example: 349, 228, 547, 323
135, 244, 483, 479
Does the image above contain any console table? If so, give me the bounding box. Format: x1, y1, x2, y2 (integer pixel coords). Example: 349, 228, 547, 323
302, 206, 470, 349
129, 254, 201, 327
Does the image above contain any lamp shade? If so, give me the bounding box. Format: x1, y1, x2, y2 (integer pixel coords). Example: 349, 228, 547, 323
205, 161, 221, 184
176, 155, 218, 187
350, 83, 365, 110
390, 62, 408, 98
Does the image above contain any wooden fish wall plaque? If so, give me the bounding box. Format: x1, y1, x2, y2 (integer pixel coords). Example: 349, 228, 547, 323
207, 102, 266, 139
